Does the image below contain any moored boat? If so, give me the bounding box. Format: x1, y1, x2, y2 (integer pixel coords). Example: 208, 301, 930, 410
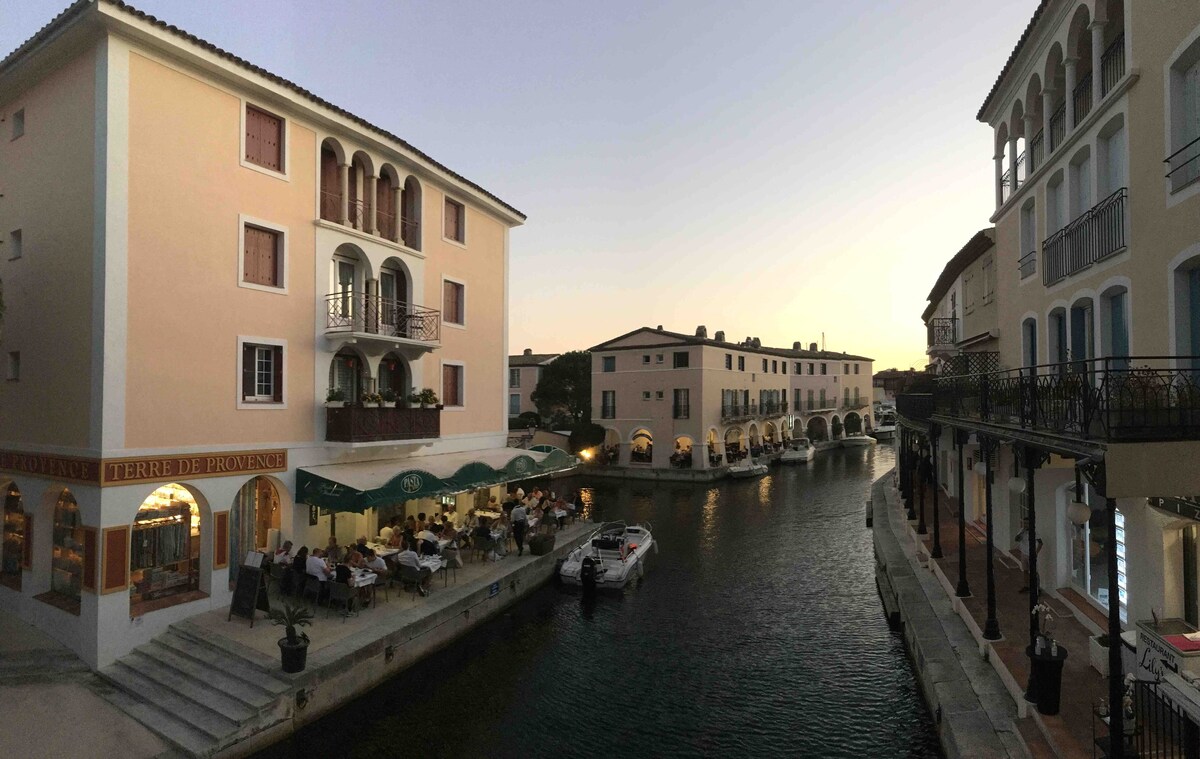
559, 522, 654, 592
841, 432, 878, 447
871, 410, 897, 441
728, 460, 769, 478
780, 437, 815, 463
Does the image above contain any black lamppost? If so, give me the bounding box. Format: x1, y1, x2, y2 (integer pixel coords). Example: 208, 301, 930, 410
955, 430, 970, 597
917, 438, 929, 535
904, 430, 917, 521
930, 426, 943, 559
982, 436, 1001, 640
1105, 495, 1125, 759
1024, 446, 1041, 702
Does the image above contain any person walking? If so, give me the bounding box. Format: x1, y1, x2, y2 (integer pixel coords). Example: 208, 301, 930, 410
511, 499, 528, 556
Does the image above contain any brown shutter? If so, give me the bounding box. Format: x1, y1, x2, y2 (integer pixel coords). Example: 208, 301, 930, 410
243, 225, 258, 284
81, 526, 97, 592
272, 346, 283, 402
443, 365, 454, 406
21, 513, 32, 569
444, 200, 459, 240
101, 526, 128, 594
246, 106, 283, 171
443, 281, 454, 322
244, 227, 278, 287
242, 344, 256, 398
214, 512, 229, 569
245, 107, 261, 164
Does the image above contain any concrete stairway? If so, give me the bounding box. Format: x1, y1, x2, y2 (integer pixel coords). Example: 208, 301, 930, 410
98, 626, 292, 758
0, 647, 91, 685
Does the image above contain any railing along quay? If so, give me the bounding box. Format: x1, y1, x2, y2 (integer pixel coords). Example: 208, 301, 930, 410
933, 356, 1200, 442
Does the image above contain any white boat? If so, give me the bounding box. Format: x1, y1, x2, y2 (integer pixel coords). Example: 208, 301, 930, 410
841, 432, 878, 447
871, 411, 898, 441
559, 522, 654, 592
780, 437, 815, 463
728, 460, 769, 478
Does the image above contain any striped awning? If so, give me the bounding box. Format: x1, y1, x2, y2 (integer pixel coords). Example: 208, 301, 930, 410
295, 447, 576, 513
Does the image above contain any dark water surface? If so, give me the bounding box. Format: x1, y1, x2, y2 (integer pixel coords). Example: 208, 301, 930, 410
257, 446, 941, 758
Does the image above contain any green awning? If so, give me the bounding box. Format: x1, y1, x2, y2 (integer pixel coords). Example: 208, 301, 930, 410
296, 447, 577, 513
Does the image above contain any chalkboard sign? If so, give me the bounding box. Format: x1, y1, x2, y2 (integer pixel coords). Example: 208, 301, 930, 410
228, 564, 271, 626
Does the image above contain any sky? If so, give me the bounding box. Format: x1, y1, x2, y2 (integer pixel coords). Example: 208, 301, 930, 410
2, 0, 1035, 371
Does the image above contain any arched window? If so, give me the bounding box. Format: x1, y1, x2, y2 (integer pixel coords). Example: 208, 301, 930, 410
131, 484, 200, 613
51, 489, 83, 601
230, 477, 279, 588
319, 139, 344, 222
1167, 24, 1200, 192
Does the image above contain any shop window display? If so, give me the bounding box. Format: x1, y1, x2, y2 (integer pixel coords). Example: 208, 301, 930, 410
130, 484, 200, 613
2, 483, 24, 590
51, 490, 84, 600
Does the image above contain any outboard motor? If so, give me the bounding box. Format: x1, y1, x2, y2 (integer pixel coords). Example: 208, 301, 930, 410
581, 556, 598, 594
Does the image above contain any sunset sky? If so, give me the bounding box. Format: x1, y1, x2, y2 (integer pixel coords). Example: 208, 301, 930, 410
3, 1, 1035, 371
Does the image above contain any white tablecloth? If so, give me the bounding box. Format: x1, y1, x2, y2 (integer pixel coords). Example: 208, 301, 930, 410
476, 510, 501, 520
366, 543, 399, 559
350, 569, 380, 588
419, 556, 445, 573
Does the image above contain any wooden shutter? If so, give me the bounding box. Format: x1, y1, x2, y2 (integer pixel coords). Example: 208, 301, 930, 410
272, 346, 283, 402
443, 365, 460, 406
242, 344, 256, 399
214, 512, 229, 569
443, 281, 459, 323
244, 226, 278, 287
81, 527, 97, 592
101, 526, 129, 594
21, 513, 32, 569
246, 106, 282, 171
444, 199, 460, 240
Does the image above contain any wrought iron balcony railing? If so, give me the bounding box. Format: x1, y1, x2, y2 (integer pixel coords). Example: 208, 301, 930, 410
1014, 152, 1026, 184
927, 317, 957, 350
1029, 130, 1044, 174
1073, 71, 1093, 127
1048, 102, 1066, 152
346, 199, 366, 230
1043, 187, 1126, 285
1100, 33, 1125, 97
673, 404, 690, 420
377, 209, 396, 241
896, 393, 933, 423
1000, 168, 1012, 204
1018, 250, 1037, 280
326, 405, 440, 443
320, 190, 341, 223
942, 351, 1000, 377
400, 217, 420, 250
1166, 134, 1200, 194
934, 356, 1200, 442
325, 293, 441, 343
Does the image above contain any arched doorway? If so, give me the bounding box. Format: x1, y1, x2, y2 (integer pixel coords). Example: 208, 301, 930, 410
763, 421, 778, 445
671, 436, 694, 469
378, 353, 410, 403
630, 428, 653, 464
807, 416, 828, 441
130, 484, 201, 613
844, 412, 862, 434
724, 427, 745, 461
330, 347, 368, 403
602, 428, 621, 465
831, 414, 843, 439
379, 258, 411, 339
50, 489, 83, 602
229, 476, 281, 587
707, 428, 721, 466
1, 481, 25, 590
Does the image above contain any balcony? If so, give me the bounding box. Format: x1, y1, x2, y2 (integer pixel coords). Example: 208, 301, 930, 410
1042, 188, 1127, 285
1072, 71, 1093, 127
933, 357, 1200, 444
896, 393, 933, 425
1029, 130, 1044, 174
927, 317, 958, 354
320, 190, 341, 223
806, 400, 837, 412
1018, 250, 1037, 280
673, 404, 690, 420
719, 401, 788, 422
842, 398, 865, 410
1048, 102, 1066, 153
943, 351, 999, 377
324, 293, 440, 347
1166, 135, 1200, 194
1100, 33, 1125, 97
326, 405, 440, 443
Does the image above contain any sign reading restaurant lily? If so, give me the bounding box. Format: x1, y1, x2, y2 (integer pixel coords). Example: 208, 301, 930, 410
0, 448, 287, 487
298, 448, 575, 513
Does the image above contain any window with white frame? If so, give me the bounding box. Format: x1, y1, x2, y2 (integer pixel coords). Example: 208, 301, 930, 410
444, 197, 465, 243
1168, 38, 1200, 192
508, 393, 520, 416
509, 367, 520, 387
443, 280, 465, 325
239, 340, 284, 404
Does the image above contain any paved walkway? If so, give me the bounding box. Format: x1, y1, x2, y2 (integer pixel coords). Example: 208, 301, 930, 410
908, 477, 1104, 758
872, 473, 1027, 759
0, 612, 169, 759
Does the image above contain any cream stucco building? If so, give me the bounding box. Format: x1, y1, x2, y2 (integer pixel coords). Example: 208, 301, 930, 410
0, 1, 573, 669
590, 326, 873, 470
898, 0, 1200, 742
507, 349, 559, 419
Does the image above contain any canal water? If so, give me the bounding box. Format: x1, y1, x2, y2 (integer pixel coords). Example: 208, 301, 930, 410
256, 446, 942, 758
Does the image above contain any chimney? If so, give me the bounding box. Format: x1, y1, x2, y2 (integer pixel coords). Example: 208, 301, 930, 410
809, 342, 818, 351
714, 330, 725, 342
792, 341, 802, 350
656, 324, 663, 330
695, 325, 707, 338
523, 348, 532, 356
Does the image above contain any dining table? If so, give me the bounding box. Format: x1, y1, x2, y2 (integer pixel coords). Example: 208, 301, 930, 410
476, 510, 502, 521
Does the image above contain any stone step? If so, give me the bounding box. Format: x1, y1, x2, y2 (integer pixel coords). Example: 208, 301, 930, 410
155, 631, 289, 696
139, 641, 275, 710
0, 650, 90, 683
122, 651, 256, 724
96, 684, 215, 759
169, 622, 282, 676
102, 662, 238, 742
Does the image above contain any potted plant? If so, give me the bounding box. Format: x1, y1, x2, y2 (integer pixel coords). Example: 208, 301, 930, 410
418, 388, 439, 409
325, 388, 346, 408
269, 603, 313, 673
361, 391, 383, 408
406, 389, 421, 409
1090, 633, 1110, 676
381, 388, 398, 408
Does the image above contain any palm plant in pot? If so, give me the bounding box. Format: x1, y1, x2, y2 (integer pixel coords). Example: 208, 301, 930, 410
269, 603, 313, 673
418, 387, 440, 409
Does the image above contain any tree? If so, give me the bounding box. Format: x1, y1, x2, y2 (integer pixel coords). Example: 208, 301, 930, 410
531, 351, 591, 426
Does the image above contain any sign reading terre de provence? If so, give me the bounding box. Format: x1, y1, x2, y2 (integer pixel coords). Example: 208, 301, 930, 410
101, 450, 288, 486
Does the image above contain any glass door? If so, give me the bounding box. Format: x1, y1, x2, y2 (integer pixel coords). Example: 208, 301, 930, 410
336, 260, 356, 321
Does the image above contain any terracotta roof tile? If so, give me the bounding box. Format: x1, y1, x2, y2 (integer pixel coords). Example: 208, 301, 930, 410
976, 1, 1052, 122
